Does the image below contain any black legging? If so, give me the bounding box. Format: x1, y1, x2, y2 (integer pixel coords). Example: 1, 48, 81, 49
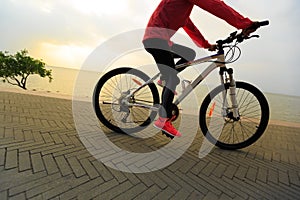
143, 38, 196, 118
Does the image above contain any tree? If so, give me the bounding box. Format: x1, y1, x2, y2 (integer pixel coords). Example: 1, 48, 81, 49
0, 49, 52, 90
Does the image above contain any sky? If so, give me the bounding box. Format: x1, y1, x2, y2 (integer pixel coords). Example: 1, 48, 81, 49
0, 0, 299, 96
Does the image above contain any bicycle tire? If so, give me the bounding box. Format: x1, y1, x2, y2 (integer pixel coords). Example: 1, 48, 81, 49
93, 67, 159, 134
199, 81, 269, 150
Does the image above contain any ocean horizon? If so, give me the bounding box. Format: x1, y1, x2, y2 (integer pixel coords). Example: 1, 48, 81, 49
1, 66, 299, 125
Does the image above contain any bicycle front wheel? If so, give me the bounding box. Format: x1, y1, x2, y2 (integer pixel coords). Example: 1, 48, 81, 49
93, 67, 159, 133
199, 81, 269, 150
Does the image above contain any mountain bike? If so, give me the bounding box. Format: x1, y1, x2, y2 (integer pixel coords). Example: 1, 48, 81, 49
93, 21, 270, 150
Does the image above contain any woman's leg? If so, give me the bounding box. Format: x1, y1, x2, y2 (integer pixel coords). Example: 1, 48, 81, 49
143, 38, 179, 118
171, 43, 196, 72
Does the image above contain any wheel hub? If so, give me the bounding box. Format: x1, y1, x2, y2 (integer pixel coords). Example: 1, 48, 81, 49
225, 111, 240, 122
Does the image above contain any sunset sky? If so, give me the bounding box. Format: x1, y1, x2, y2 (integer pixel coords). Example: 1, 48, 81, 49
0, 0, 299, 96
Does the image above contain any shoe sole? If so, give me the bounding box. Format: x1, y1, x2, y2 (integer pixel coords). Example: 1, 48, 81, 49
153, 124, 181, 137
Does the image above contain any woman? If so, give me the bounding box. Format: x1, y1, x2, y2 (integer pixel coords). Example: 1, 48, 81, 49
143, 0, 257, 137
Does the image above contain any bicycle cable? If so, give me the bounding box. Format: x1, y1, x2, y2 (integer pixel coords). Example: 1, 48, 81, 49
206, 42, 241, 64
223, 42, 241, 64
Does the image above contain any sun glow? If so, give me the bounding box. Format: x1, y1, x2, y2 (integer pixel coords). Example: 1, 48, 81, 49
35, 42, 93, 68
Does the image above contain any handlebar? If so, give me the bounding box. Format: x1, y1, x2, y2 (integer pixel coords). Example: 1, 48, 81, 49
217, 20, 269, 48
257, 20, 270, 26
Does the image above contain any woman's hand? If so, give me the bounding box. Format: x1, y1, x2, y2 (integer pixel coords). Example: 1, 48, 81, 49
207, 44, 218, 51
242, 21, 259, 36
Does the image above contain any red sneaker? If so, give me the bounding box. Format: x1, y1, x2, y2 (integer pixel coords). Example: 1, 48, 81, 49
153, 117, 182, 137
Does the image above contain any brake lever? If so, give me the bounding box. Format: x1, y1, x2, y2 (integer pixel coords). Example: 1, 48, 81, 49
245, 35, 260, 40
238, 34, 260, 42
249, 35, 260, 39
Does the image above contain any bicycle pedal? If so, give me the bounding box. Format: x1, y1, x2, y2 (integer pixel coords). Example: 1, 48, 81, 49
161, 131, 174, 139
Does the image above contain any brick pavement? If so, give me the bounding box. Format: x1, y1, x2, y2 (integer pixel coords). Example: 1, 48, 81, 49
0, 91, 300, 200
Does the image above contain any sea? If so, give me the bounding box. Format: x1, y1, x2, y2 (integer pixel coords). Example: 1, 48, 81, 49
1, 66, 299, 127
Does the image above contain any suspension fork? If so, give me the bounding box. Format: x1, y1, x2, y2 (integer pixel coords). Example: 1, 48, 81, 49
219, 67, 240, 120
227, 68, 240, 119
219, 67, 229, 116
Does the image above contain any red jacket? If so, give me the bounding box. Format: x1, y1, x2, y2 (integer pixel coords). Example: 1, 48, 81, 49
143, 0, 253, 48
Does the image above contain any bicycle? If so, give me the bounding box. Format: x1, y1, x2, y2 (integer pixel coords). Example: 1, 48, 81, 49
93, 21, 270, 150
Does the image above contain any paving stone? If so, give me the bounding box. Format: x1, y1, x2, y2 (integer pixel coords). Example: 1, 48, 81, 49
92, 160, 114, 181
43, 154, 59, 175
288, 170, 300, 186
31, 153, 45, 173
55, 156, 72, 176
201, 161, 217, 177
77, 178, 119, 200
213, 163, 227, 178
9, 192, 26, 200
152, 186, 176, 200
5, 150, 18, 169
80, 158, 99, 179
133, 185, 161, 200
257, 167, 268, 183
246, 166, 258, 182
267, 169, 279, 184
171, 188, 191, 200
0, 148, 5, 166
187, 190, 205, 200
13, 129, 25, 141
96, 180, 133, 199
0, 190, 8, 200
113, 182, 147, 200
221, 176, 249, 199
278, 170, 290, 185
18, 151, 31, 172
67, 157, 86, 178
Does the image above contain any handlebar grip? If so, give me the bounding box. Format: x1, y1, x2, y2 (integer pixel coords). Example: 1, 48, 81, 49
258, 20, 269, 26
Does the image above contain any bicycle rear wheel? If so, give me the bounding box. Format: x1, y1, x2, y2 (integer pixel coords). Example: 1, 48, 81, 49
199, 81, 269, 150
93, 67, 159, 133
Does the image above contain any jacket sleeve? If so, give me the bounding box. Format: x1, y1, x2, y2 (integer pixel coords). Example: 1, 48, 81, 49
183, 18, 211, 48
189, 0, 253, 29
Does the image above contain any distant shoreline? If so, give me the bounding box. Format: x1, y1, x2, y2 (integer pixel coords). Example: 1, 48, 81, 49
1, 87, 300, 129
0, 86, 73, 100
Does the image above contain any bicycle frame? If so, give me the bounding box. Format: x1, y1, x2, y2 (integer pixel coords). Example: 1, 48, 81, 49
173, 53, 226, 105
125, 51, 228, 110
